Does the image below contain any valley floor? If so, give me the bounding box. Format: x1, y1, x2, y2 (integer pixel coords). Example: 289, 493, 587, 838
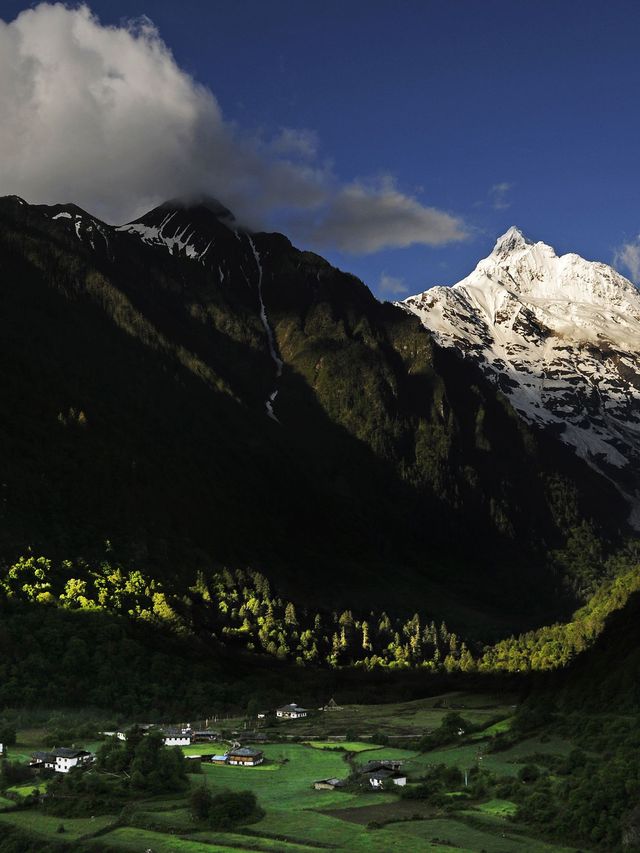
0, 691, 594, 853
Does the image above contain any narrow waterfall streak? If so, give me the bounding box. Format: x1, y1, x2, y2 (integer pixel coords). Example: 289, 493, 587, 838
247, 235, 283, 421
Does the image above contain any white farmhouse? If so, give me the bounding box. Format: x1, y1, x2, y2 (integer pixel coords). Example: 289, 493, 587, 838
30, 748, 93, 774
227, 747, 264, 766
276, 703, 308, 719
162, 728, 192, 747
365, 769, 407, 789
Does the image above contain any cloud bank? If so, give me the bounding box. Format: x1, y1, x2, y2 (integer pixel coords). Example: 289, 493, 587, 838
615, 237, 640, 285
0, 3, 467, 254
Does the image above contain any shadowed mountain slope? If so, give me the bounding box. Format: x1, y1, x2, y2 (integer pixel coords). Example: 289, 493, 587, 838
0, 195, 630, 633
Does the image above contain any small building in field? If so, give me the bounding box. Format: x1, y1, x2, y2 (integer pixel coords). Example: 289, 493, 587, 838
313, 777, 345, 791
321, 697, 343, 712
364, 769, 407, 789
276, 703, 308, 719
102, 724, 153, 741
227, 747, 264, 766
30, 748, 93, 774
162, 728, 191, 747
210, 754, 229, 765
191, 731, 219, 743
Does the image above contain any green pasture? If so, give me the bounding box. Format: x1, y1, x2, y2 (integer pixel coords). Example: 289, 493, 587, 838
86, 827, 250, 852
5, 783, 45, 798
471, 717, 514, 739
265, 691, 517, 739
183, 743, 227, 756
472, 798, 518, 817
303, 740, 381, 752
0, 809, 116, 840
196, 743, 364, 809
392, 817, 581, 852
410, 734, 575, 777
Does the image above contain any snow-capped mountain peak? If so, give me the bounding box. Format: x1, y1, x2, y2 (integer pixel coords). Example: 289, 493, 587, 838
491, 224, 533, 257
402, 229, 640, 525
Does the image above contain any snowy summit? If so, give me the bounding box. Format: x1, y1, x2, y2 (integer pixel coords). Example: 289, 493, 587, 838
402, 228, 640, 525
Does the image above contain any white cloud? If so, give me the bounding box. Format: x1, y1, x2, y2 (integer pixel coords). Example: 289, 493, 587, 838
614, 236, 640, 284
378, 272, 409, 296
0, 3, 467, 254
299, 177, 467, 253
489, 182, 513, 210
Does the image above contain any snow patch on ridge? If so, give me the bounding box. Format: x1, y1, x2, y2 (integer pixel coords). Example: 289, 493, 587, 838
117, 211, 212, 263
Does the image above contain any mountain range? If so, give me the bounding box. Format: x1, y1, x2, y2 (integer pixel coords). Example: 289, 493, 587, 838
0, 194, 635, 637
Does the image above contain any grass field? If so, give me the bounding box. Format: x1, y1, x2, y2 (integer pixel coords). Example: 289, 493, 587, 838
261, 691, 517, 739
391, 816, 579, 852
470, 717, 514, 740
303, 740, 381, 752
471, 798, 518, 817
0, 810, 116, 840
131, 734, 580, 851
5, 783, 46, 797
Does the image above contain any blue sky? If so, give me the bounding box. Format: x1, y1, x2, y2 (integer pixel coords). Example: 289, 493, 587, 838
1, 0, 639, 296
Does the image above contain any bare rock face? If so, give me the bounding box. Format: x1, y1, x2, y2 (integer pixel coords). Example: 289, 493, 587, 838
402, 227, 640, 526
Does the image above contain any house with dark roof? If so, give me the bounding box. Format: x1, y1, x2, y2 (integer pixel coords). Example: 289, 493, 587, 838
227, 746, 264, 766
363, 768, 407, 789
162, 728, 191, 747
30, 747, 93, 774
276, 703, 308, 719
192, 731, 219, 743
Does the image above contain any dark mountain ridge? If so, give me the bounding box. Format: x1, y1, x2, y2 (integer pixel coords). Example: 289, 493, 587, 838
0, 194, 630, 635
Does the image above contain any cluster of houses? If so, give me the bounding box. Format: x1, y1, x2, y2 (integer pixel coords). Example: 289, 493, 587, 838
98, 700, 310, 751
314, 758, 407, 792
17, 697, 345, 786
17, 696, 416, 798
101, 726, 220, 748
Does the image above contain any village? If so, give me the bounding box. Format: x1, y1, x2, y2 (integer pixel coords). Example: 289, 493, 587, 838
0, 691, 587, 853
10, 700, 407, 792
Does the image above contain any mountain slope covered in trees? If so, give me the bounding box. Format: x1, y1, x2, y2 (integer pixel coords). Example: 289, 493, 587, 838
0, 195, 632, 634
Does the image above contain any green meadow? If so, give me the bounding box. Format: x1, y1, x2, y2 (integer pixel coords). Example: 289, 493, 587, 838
303, 740, 381, 752
262, 691, 518, 739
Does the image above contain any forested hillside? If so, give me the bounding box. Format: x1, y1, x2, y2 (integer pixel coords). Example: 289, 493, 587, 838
0, 195, 632, 635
